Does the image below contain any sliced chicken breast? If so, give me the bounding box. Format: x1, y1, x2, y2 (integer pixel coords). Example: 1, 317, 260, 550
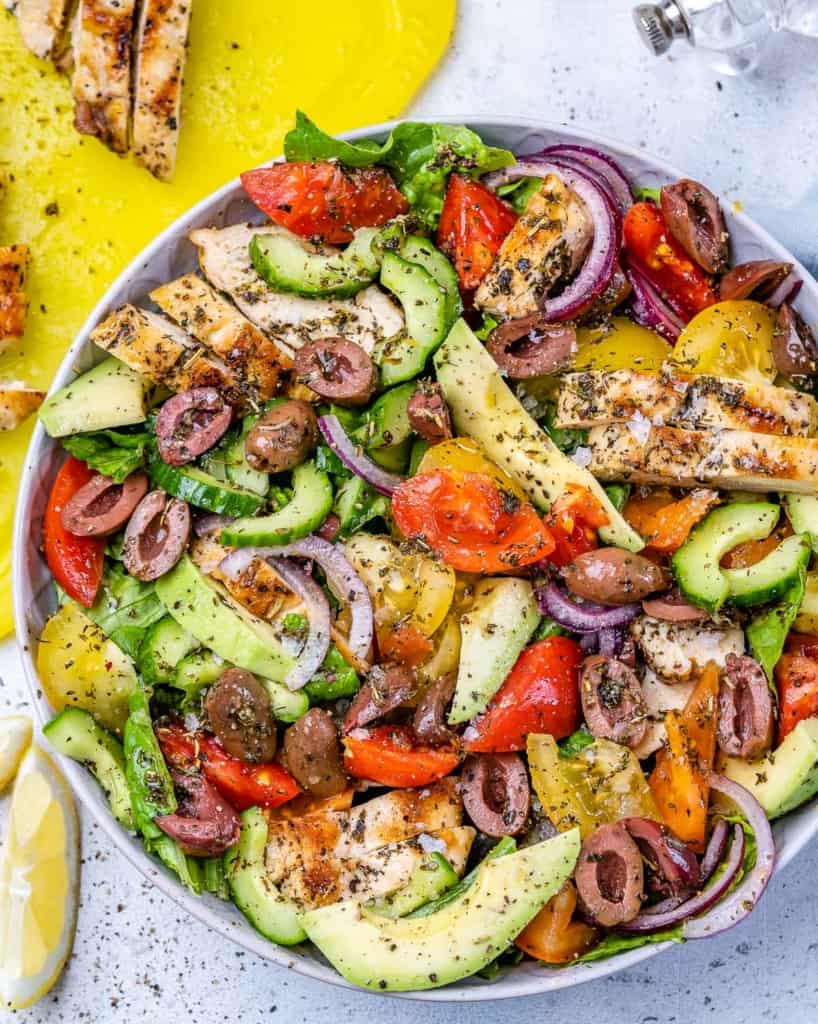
189, 535, 301, 620
586, 422, 818, 494
13, 0, 73, 58
132, 0, 192, 181
632, 668, 696, 760
151, 273, 289, 402
71, 0, 137, 155
0, 383, 45, 431
474, 173, 593, 319
556, 369, 817, 437
90, 304, 243, 399
190, 223, 404, 356
0, 245, 29, 354
631, 616, 744, 682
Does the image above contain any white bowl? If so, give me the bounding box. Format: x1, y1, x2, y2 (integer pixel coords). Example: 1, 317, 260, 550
13, 117, 818, 1001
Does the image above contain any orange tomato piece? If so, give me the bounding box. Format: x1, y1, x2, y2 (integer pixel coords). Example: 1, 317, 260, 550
515, 880, 598, 963
649, 662, 719, 852
343, 725, 460, 788
625, 487, 719, 554
378, 620, 434, 668
721, 522, 793, 569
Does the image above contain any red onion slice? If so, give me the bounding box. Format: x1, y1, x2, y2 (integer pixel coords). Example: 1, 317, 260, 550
699, 818, 730, 883
618, 824, 745, 934
194, 514, 235, 538
484, 160, 618, 323
682, 773, 775, 939
266, 557, 331, 691
537, 582, 641, 632
624, 260, 685, 341
317, 415, 403, 497
536, 143, 634, 212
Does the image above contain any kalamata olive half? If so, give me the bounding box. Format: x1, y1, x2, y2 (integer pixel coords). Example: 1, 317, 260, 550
60, 470, 149, 537
719, 260, 793, 303
407, 380, 453, 442
155, 387, 233, 466
563, 548, 669, 606
461, 753, 530, 838
343, 663, 417, 733
574, 822, 644, 927
155, 768, 240, 856
244, 399, 318, 473
122, 489, 191, 581
580, 655, 648, 748
623, 817, 700, 897
773, 303, 818, 378
717, 653, 774, 760
294, 338, 377, 406
578, 263, 632, 323
282, 708, 347, 797
204, 668, 277, 763
413, 673, 457, 746
661, 179, 728, 274
486, 315, 577, 379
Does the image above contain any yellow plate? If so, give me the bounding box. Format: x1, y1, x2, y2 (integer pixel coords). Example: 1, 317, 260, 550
0, 0, 456, 637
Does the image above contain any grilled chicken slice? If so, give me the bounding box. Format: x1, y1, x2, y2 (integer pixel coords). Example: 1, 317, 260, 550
474, 173, 593, 319
13, 0, 73, 58
632, 668, 696, 760
151, 274, 289, 403
0, 245, 29, 354
586, 422, 818, 494
0, 383, 45, 431
190, 535, 301, 620
264, 780, 466, 907
190, 223, 404, 357
631, 617, 744, 682
132, 0, 192, 181
557, 369, 817, 437
71, 0, 137, 155
90, 304, 252, 401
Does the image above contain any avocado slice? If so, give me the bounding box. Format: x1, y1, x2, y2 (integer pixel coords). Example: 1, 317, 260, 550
449, 577, 540, 724
434, 320, 643, 552
367, 853, 459, 919
299, 829, 580, 992
155, 557, 307, 721
795, 571, 818, 634
784, 494, 818, 553
39, 356, 147, 438
723, 717, 818, 818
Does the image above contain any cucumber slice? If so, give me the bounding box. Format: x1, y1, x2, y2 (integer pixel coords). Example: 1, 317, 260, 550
39, 357, 147, 438
43, 708, 134, 830
174, 651, 227, 704
201, 424, 270, 498
221, 461, 332, 547
333, 474, 388, 537
148, 453, 265, 516
672, 503, 780, 614
225, 806, 306, 945
724, 534, 811, 608
784, 494, 818, 553
368, 853, 459, 919
377, 253, 449, 386
249, 227, 379, 298
400, 236, 462, 326
358, 382, 416, 450
138, 616, 199, 684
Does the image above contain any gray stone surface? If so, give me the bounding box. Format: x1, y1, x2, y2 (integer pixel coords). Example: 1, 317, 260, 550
4, 1, 818, 1020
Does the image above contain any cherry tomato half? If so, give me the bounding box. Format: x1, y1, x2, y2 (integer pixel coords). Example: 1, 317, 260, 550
343, 725, 460, 788
775, 653, 818, 744
392, 468, 555, 573
43, 457, 105, 608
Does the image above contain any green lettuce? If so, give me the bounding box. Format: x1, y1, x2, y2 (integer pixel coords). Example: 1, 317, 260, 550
87, 563, 166, 659
62, 427, 150, 483
577, 926, 683, 964
496, 175, 541, 214
558, 726, 594, 758
747, 567, 807, 681
284, 112, 515, 227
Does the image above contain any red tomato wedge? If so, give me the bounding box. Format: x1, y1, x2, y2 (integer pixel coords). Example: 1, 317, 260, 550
392, 468, 555, 573
343, 725, 460, 788
437, 173, 518, 292
158, 724, 300, 811
43, 456, 105, 608
546, 486, 609, 568
240, 162, 408, 244
775, 653, 818, 744
623, 202, 717, 320
464, 637, 583, 753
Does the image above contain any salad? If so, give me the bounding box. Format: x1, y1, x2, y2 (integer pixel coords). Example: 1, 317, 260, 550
32, 113, 818, 992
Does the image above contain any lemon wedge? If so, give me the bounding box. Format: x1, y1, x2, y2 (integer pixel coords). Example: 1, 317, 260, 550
0, 745, 79, 1010
0, 716, 32, 791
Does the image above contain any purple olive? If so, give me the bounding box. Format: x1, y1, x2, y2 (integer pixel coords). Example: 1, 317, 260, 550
155, 387, 233, 466
580, 655, 648, 748
461, 753, 530, 838
661, 179, 728, 274
156, 769, 240, 857
343, 664, 417, 733
772, 303, 818, 378
717, 654, 774, 760
486, 315, 576, 379
122, 490, 191, 581
61, 471, 148, 537
719, 260, 793, 303
623, 817, 700, 897
574, 822, 644, 927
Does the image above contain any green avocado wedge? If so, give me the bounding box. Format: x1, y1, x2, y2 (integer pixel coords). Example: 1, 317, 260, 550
298, 830, 580, 992
155, 557, 307, 721
434, 319, 643, 552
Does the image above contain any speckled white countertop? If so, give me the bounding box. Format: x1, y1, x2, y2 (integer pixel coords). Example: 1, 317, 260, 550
4, 1, 818, 1020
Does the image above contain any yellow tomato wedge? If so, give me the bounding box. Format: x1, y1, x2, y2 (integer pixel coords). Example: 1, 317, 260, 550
0, 746, 79, 1010
667, 300, 777, 385
0, 716, 32, 791
411, 559, 456, 637
418, 437, 526, 500
417, 613, 462, 684
527, 733, 660, 839
36, 603, 138, 734
574, 316, 670, 373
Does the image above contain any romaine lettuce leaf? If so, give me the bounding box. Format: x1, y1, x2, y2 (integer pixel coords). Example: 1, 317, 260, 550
63, 427, 150, 483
